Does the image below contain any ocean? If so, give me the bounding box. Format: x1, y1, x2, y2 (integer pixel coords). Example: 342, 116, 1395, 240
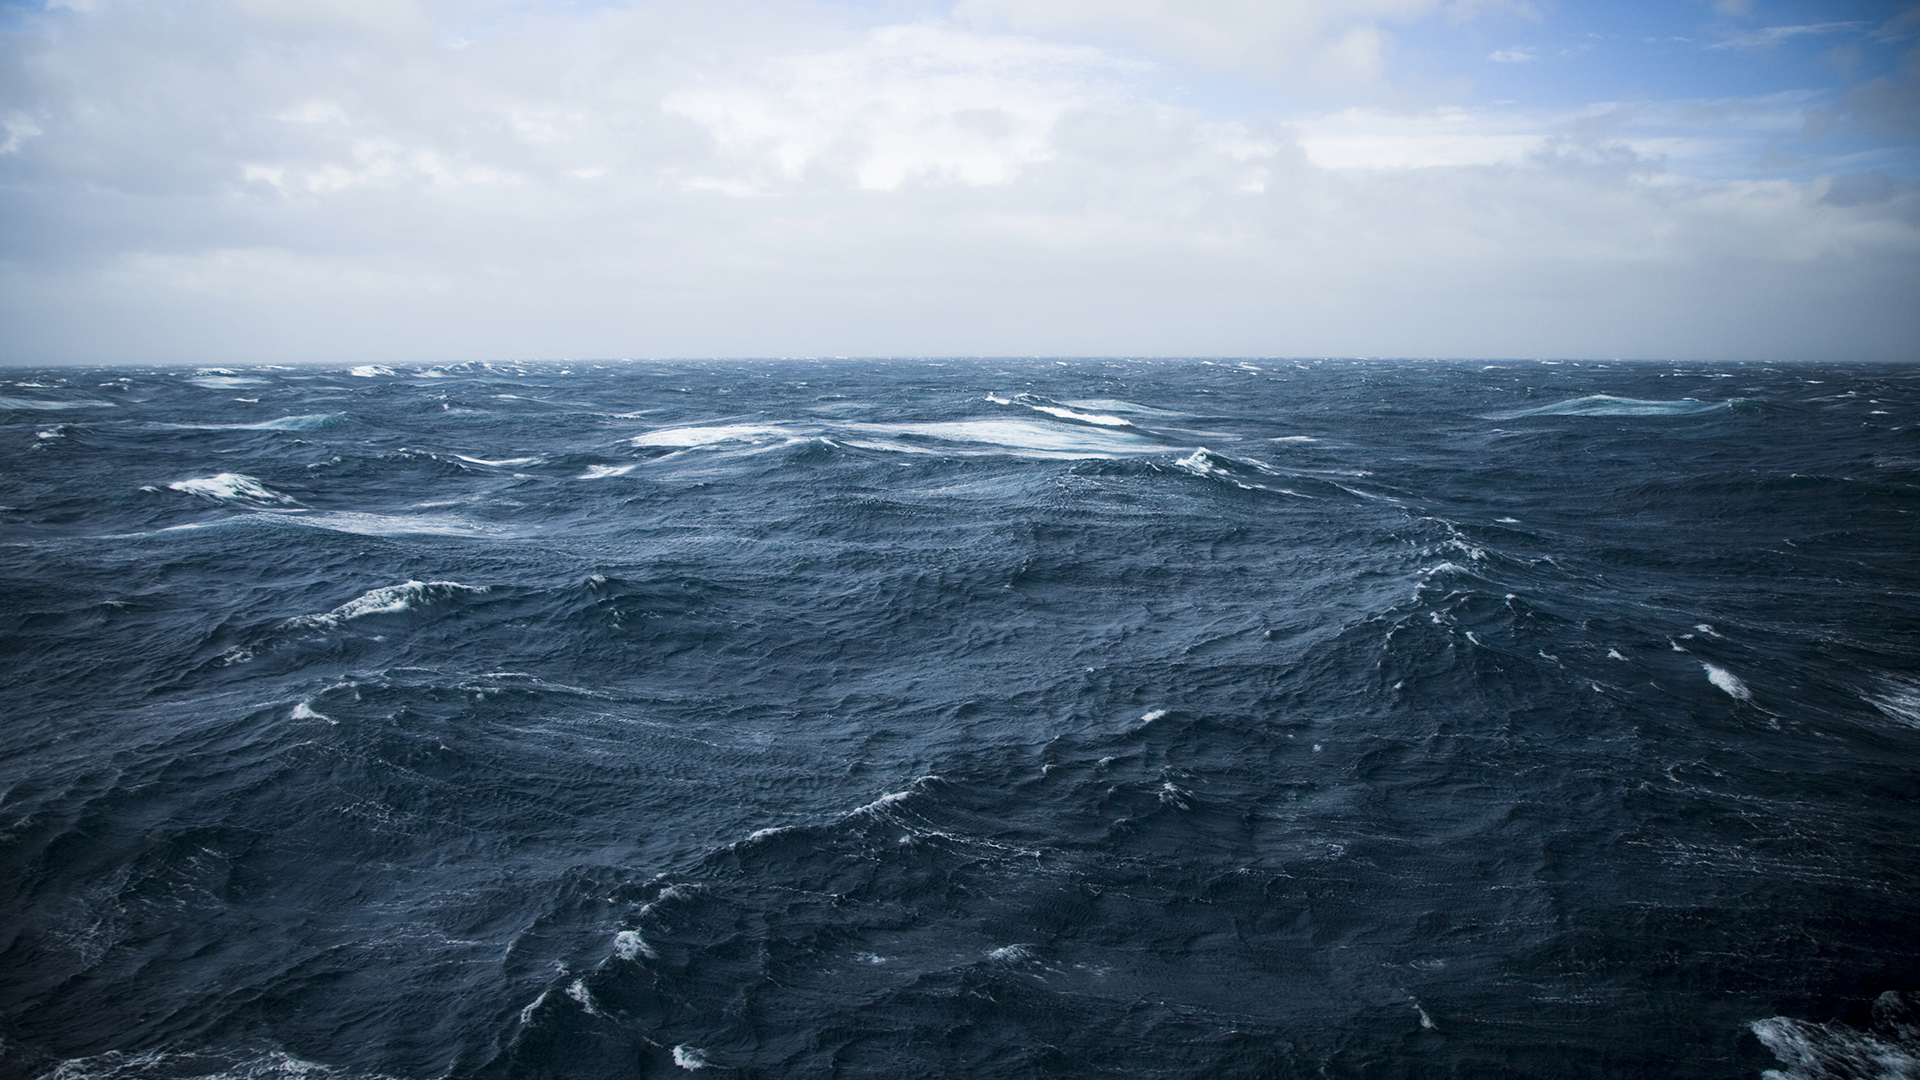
1, 357, 1916, 1080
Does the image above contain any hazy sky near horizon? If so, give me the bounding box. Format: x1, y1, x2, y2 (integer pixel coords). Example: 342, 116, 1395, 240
1, 0, 1917, 364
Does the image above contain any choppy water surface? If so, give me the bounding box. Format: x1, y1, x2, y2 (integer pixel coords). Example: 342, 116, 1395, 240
2, 358, 1917, 1080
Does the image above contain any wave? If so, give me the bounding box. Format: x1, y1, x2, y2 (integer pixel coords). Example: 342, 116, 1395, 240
1061, 398, 1189, 419
1174, 448, 1314, 496
987, 393, 1133, 427
284, 580, 488, 629
1751, 993, 1920, 1080
279, 510, 498, 538
629, 418, 1167, 459
1490, 395, 1733, 418
165, 473, 296, 504
154, 414, 345, 432
0, 394, 117, 410
630, 424, 795, 448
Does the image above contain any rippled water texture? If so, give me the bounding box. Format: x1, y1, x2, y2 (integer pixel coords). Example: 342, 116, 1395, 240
2, 358, 1917, 1080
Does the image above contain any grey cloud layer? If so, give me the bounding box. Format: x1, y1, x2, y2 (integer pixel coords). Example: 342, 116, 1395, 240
1, 0, 1916, 362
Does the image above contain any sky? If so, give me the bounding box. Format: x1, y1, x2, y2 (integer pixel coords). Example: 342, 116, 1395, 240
0, 0, 1916, 363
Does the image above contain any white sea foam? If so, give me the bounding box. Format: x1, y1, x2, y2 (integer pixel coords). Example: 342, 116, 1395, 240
1491, 395, 1730, 419
629, 416, 1162, 459
0, 394, 116, 410
847, 419, 1158, 458
563, 979, 601, 1017
290, 702, 331, 723
1608, 649, 1628, 661
853, 790, 914, 816
1750, 1015, 1920, 1080
451, 453, 542, 467
188, 376, 267, 389
41, 1048, 352, 1080
631, 424, 792, 447
284, 512, 490, 538
1703, 663, 1751, 700
579, 464, 641, 479
1871, 680, 1920, 728
348, 365, 397, 377
287, 580, 487, 629
1140, 709, 1168, 722
168, 473, 296, 504
613, 929, 657, 960
988, 393, 1132, 427
1062, 398, 1187, 418
156, 414, 341, 432
987, 944, 1036, 963
671, 1045, 709, 1070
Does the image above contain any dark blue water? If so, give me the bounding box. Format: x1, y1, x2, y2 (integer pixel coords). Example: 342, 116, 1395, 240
2, 358, 1917, 1080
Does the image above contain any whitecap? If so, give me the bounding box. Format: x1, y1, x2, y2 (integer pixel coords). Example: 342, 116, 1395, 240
286, 580, 487, 629
630, 424, 794, 447
36, 1047, 351, 1080
348, 365, 397, 377
612, 929, 657, 960
1490, 395, 1730, 419
451, 453, 542, 467
852, 790, 914, 816
1140, 709, 1168, 722
564, 979, 601, 1017
1870, 679, 1920, 728
671, 1046, 709, 1071
290, 701, 331, 723
988, 393, 1132, 427
1062, 398, 1189, 418
282, 511, 492, 538
0, 394, 116, 410
155, 414, 341, 432
188, 375, 267, 389
986, 944, 1036, 963
1702, 663, 1751, 701
167, 473, 295, 504
844, 419, 1160, 459
579, 464, 640, 479
1750, 1013, 1920, 1080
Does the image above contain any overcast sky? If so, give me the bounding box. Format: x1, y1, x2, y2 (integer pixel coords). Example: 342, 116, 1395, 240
1, 0, 1916, 363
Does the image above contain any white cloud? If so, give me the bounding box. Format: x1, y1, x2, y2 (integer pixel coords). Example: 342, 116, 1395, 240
1488, 48, 1536, 63
1707, 22, 1870, 50
663, 23, 1147, 191
950, 0, 1441, 84
1, 113, 44, 155
0, 0, 1913, 364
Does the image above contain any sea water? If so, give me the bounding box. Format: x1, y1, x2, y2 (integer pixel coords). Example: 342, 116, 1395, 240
1, 358, 1917, 1079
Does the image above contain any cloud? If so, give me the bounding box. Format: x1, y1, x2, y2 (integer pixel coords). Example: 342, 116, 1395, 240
0, 0, 1915, 363
662, 23, 1148, 192
1707, 22, 1870, 50
951, 0, 1436, 85
1488, 48, 1536, 63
